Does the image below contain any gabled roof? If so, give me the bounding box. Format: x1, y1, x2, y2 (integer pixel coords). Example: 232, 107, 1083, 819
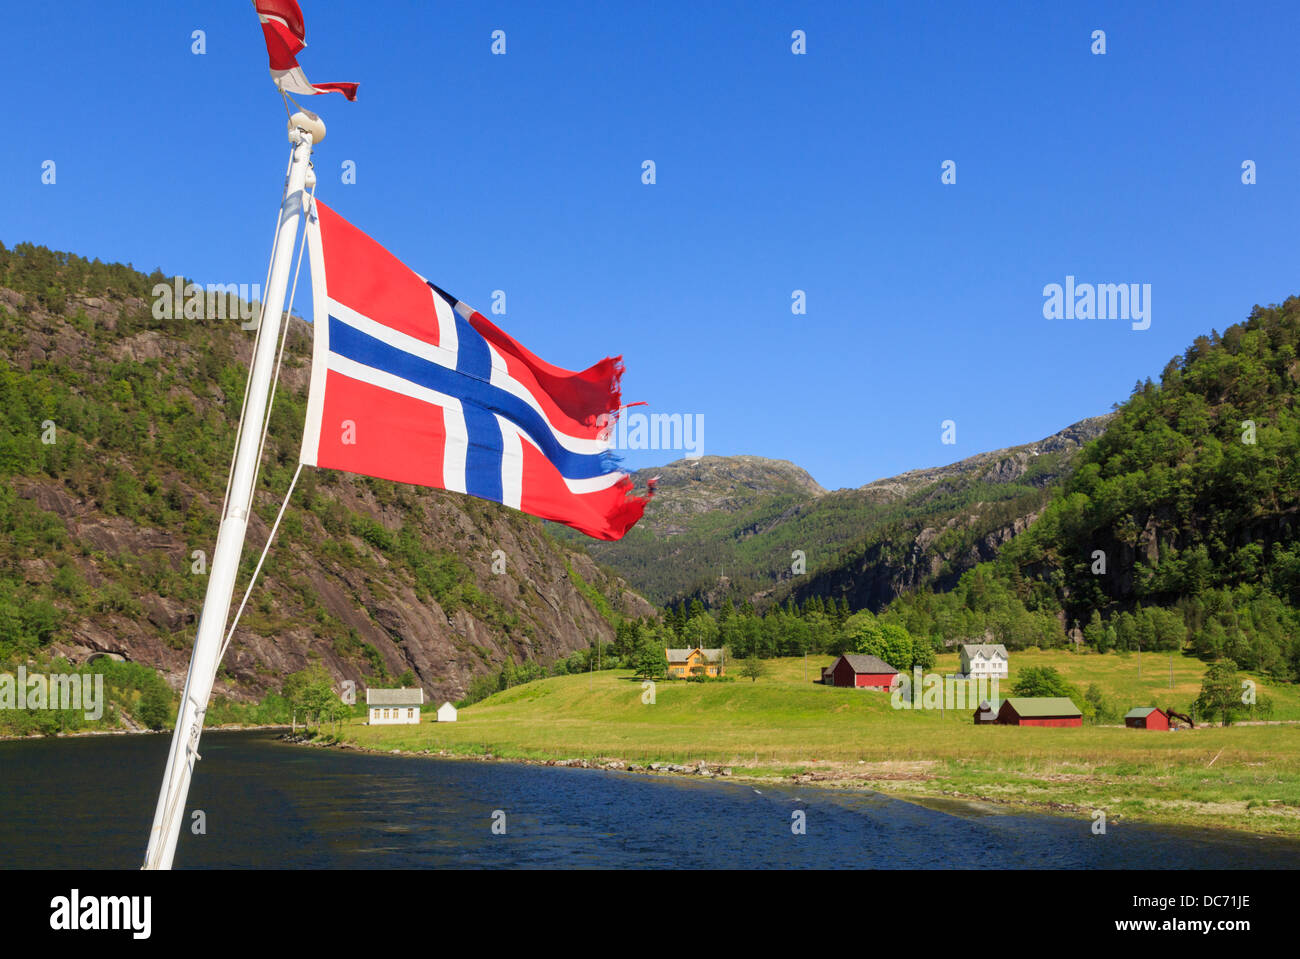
366, 688, 425, 706
839, 654, 899, 675
974, 698, 1003, 714
1124, 706, 1161, 719
961, 644, 1008, 659
1002, 696, 1080, 718
666, 647, 723, 664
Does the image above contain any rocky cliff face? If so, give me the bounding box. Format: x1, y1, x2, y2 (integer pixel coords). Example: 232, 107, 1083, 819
17, 465, 650, 703
785, 507, 1048, 611
0, 251, 653, 705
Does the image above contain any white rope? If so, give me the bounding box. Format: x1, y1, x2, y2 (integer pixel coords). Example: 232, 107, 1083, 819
151, 135, 311, 869
219, 181, 316, 669
241, 179, 315, 522
218, 461, 304, 666
150, 145, 300, 870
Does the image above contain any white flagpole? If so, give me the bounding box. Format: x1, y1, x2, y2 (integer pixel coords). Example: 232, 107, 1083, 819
143, 114, 321, 870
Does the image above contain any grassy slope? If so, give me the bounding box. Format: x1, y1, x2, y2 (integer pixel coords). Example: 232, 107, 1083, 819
335, 651, 1300, 837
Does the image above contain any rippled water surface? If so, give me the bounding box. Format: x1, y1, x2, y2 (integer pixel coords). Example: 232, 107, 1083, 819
2, 730, 1296, 868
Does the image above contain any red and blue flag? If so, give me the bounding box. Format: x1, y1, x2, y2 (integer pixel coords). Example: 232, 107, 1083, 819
300, 200, 653, 540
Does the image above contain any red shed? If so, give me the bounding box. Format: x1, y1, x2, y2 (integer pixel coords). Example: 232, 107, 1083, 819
973, 699, 1002, 724
1124, 706, 1170, 730
997, 697, 1082, 727
829, 654, 899, 690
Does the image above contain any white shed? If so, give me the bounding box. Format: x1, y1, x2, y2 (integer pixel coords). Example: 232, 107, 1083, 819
436, 701, 458, 723
366, 687, 424, 725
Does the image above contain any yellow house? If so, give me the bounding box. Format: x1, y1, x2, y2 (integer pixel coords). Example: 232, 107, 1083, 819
666, 646, 725, 678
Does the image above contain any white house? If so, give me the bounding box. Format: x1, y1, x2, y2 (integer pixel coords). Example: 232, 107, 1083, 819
959, 644, 1009, 679
366, 687, 424, 725
436, 701, 458, 723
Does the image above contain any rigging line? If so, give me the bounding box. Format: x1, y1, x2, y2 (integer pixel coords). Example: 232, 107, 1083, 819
153, 154, 307, 871
220, 181, 316, 669
153, 143, 300, 868
150, 158, 290, 867
218, 461, 304, 667
153, 120, 312, 870
220, 143, 295, 514
241, 179, 316, 523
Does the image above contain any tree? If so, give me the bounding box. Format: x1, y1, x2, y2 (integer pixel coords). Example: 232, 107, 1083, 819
911, 636, 937, 671
1083, 610, 1107, 651
739, 652, 766, 683
840, 612, 914, 670
317, 692, 349, 733
877, 623, 915, 671
137, 682, 171, 731
1195, 659, 1248, 726
613, 619, 641, 660
717, 599, 734, 625
302, 676, 341, 731
634, 639, 667, 680
283, 664, 337, 732
840, 611, 882, 656
681, 613, 719, 649
1083, 683, 1115, 724
1012, 665, 1078, 700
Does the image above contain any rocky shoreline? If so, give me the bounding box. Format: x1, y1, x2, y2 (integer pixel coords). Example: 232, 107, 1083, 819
276, 731, 738, 779
274, 732, 1117, 826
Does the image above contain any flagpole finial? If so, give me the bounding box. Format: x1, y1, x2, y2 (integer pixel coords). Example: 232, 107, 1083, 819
288, 110, 326, 144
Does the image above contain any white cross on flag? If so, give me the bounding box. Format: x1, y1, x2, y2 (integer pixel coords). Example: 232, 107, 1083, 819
299, 200, 655, 541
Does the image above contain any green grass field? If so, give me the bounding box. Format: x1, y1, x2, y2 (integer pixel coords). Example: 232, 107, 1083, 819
333, 650, 1300, 837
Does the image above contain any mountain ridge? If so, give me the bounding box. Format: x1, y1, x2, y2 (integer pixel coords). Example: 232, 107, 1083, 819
566, 414, 1113, 608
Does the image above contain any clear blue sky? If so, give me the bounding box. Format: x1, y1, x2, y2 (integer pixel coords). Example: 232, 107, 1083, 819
3, 1, 1296, 490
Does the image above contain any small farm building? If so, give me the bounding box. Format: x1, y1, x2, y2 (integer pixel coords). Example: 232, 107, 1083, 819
827, 654, 900, 690
996, 697, 1082, 727
1124, 706, 1170, 730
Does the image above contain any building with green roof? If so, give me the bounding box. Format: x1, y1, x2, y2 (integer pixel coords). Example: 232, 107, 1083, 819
1124, 706, 1170, 730
996, 697, 1082, 727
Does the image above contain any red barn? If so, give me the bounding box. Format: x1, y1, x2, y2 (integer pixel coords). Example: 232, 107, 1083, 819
1124, 706, 1170, 730
828, 654, 899, 690
996, 697, 1082, 727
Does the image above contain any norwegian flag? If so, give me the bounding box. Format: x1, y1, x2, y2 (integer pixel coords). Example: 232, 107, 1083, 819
254, 0, 358, 101
299, 200, 654, 541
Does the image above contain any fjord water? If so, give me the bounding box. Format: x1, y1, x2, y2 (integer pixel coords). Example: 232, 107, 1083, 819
2, 730, 1296, 869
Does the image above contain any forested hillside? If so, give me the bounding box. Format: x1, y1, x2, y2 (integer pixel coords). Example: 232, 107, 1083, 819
568, 417, 1110, 609
554, 455, 828, 604
0, 242, 652, 715
887, 299, 1300, 680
